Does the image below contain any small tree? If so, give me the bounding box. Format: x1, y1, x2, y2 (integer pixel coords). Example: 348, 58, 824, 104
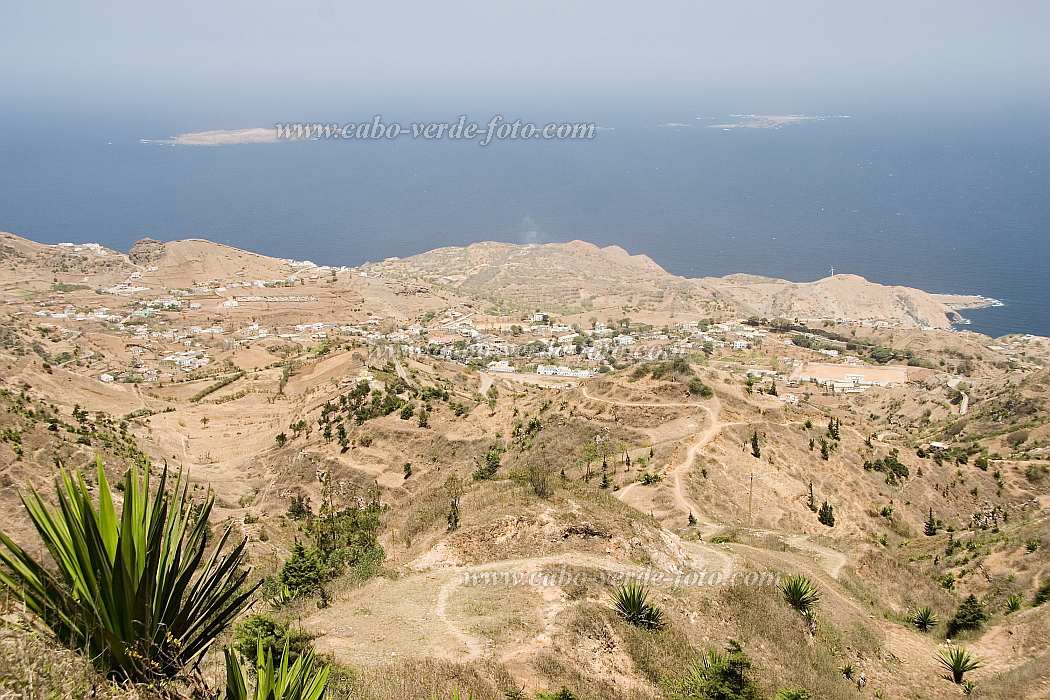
750, 431, 761, 459
817, 501, 835, 527
807, 482, 817, 512
674, 641, 760, 700
924, 507, 939, 536
946, 595, 987, 637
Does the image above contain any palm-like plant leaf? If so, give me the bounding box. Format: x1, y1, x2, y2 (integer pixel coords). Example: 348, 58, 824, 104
780, 574, 820, 614
912, 606, 938, 632
937, 645, 982, 684
611, 582, 664, 630
0, 457, 258, 682
225, 639, 330, 700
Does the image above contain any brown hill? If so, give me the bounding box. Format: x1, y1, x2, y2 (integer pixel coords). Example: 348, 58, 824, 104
365, 239, 990, 329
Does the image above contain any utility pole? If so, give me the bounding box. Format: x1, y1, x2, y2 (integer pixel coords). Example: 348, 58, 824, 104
748, 471, 754, 545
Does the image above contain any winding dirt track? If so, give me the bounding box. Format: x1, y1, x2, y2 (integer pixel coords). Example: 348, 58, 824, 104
316, 381, 851, 679
581, 385, 848, 579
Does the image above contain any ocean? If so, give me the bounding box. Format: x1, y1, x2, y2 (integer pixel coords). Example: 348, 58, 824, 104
1, 109, 1047, 338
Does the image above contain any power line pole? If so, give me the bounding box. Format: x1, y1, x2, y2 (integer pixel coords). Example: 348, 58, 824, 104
748, 471, 754, 545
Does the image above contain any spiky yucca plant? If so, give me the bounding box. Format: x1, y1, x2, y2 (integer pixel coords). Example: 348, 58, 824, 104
780, 575, 820, 614
225, 639, 330, 700
937, 645, 982, 684
912, 606, 938, 632
611, 582, 664, 630
0, 458, 257, 683
1006, 593, 1023, 613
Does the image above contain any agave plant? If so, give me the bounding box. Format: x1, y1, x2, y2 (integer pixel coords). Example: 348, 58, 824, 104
1006, 593, 1023, 613
0, 458, 257, 683
936, 645, 983, 684
611, 582, 664, 630
225, 639, 330, 700
912, 606, 938, 632
780, 574, 820, 615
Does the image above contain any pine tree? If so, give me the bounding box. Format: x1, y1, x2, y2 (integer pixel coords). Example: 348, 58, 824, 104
818, 501, 836, 527
807, 482, 817, 512
751, 431, 761, 459
924, 507, 938, 536
820, 438, 830, 461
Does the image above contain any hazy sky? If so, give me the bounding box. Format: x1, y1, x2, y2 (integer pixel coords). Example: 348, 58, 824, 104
4, 1, 1049, 122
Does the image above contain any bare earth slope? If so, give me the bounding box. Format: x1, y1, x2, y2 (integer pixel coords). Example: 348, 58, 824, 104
0, 229, 1045, 700
365, 239, 990, 328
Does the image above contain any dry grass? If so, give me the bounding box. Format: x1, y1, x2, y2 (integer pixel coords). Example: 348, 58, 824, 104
0, 615, 162, 699
715, 582, 875, 699
975, 649, 1050, 699
343, 658, 515, 699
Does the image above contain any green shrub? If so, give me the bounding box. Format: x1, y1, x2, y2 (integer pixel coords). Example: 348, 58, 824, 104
275, 541, 327, 601
671, 641, 760, 700
688, 378, 714, 398
1033, 580, 1050, 606
774, 690, 811, 700
946, 595, 987, 637
472, 444, 504, 481
817, 501, 835, 527
233, 614, 315, 669
535, 689, 577, 700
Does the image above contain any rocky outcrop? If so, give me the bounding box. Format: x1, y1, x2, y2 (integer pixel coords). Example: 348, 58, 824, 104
128, 238, 166, 266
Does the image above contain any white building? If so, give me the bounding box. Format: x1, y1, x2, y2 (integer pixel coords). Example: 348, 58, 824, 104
536, 364, 592, 379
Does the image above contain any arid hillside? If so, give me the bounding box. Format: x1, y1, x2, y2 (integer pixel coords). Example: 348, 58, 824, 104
363, 239, 992, 329
0, 231, 1046, 699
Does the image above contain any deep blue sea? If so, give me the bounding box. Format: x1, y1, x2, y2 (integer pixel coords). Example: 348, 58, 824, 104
1, 110, 1047, 338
